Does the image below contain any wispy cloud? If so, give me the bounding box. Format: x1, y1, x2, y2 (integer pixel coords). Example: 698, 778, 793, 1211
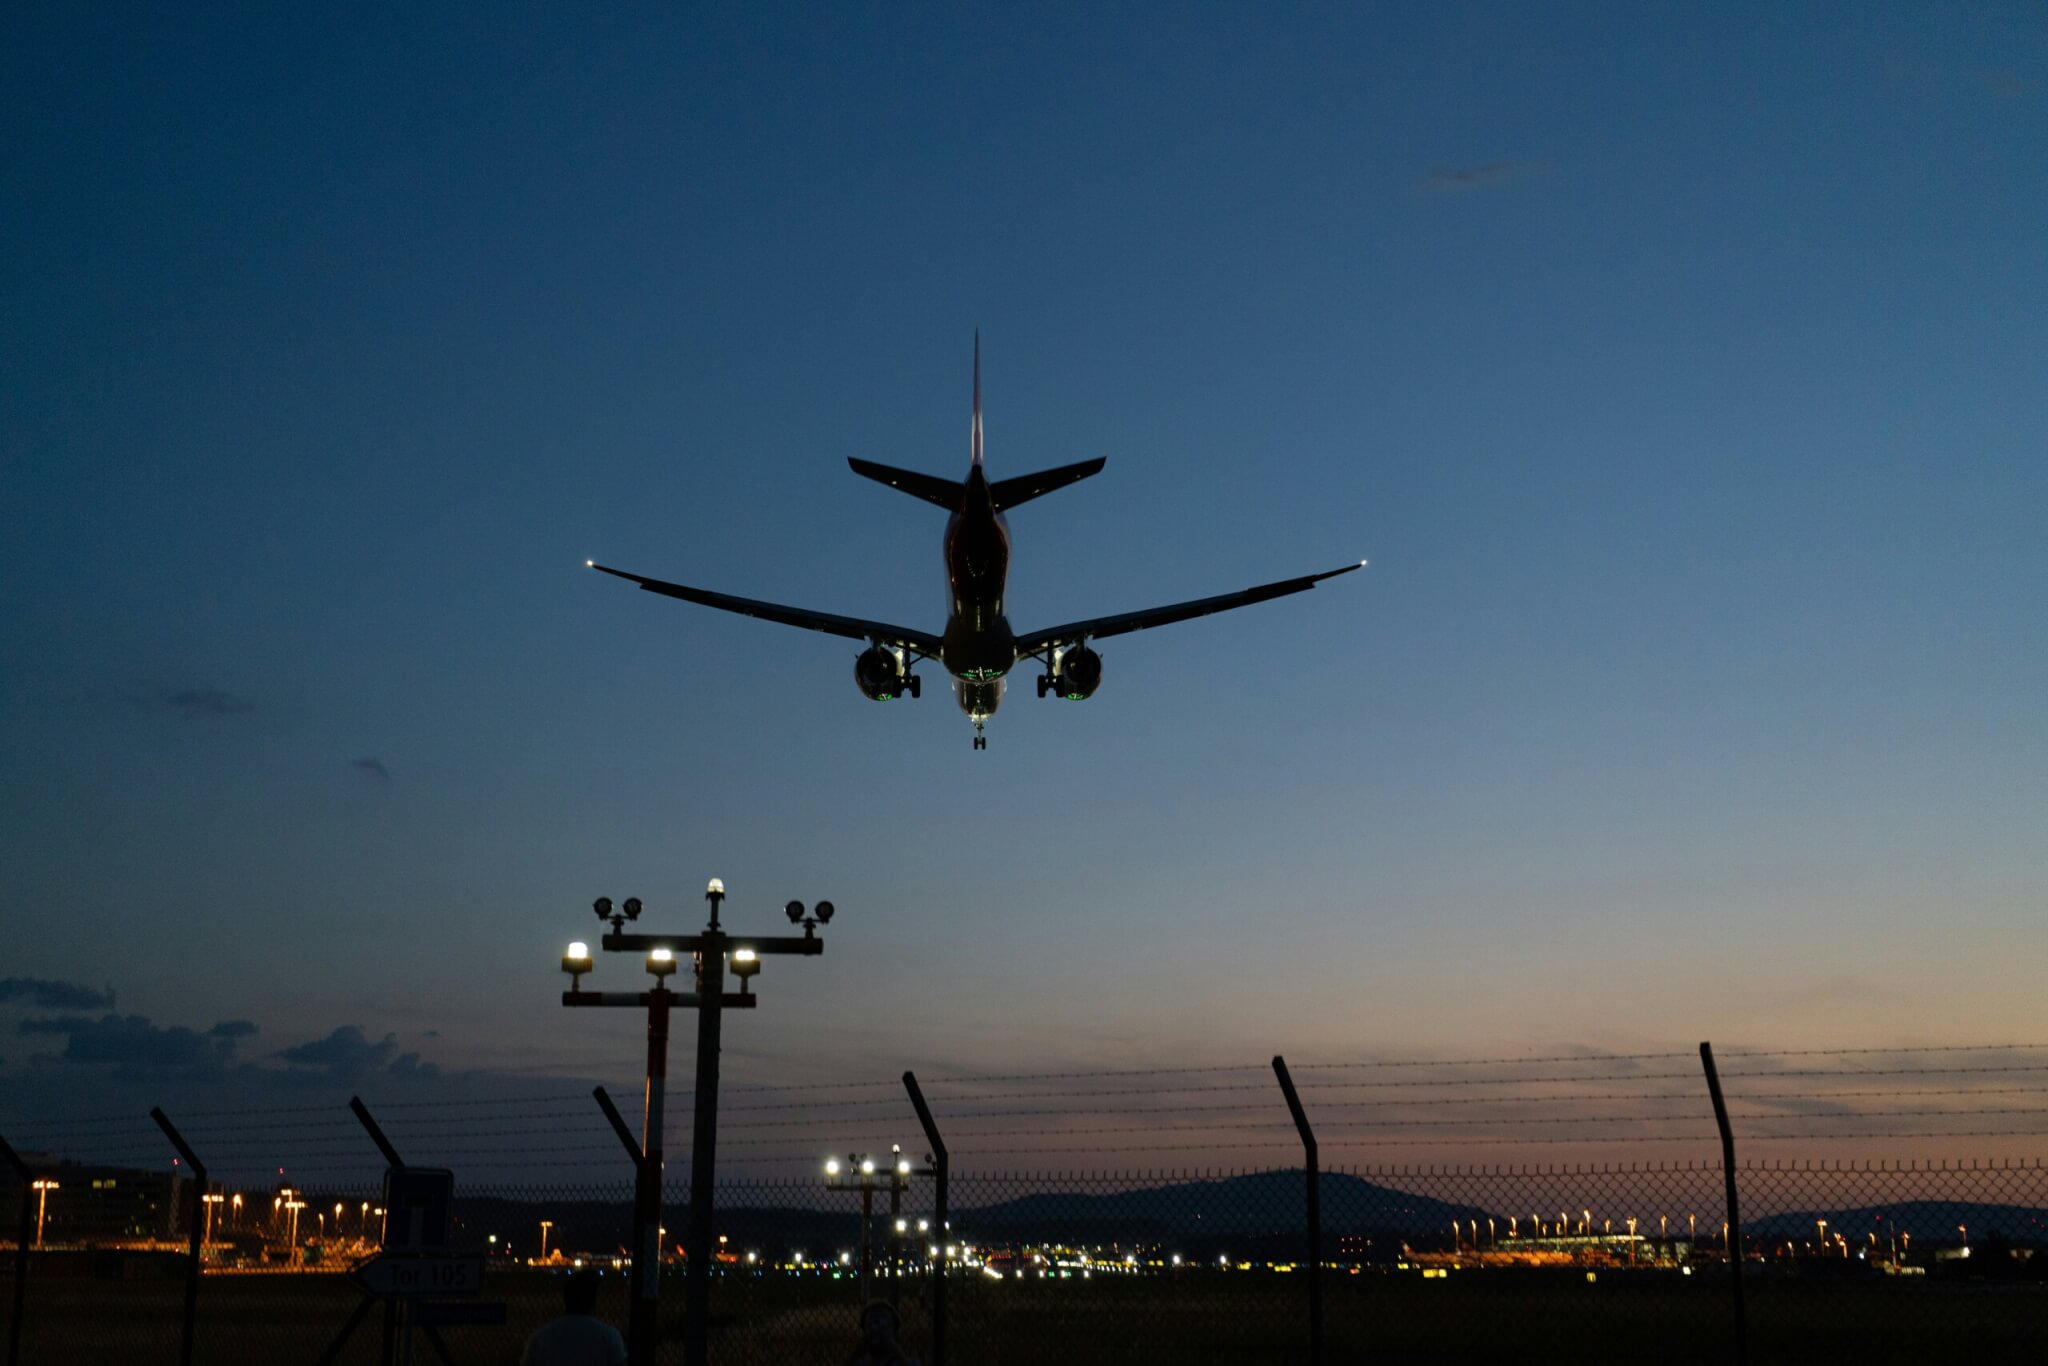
352, 757, 391, 783
163, 687, 257, 718
1419, 160, 1545, 193
86, 685, 260, 719
0, 978, 116, 1011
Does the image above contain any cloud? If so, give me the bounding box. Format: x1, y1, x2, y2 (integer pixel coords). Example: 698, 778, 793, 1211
275, 1025, 431, 1080
351, 757, 390, 782
18, 1013, 249, 1071
161, 688, 258, 719
1419, 160, 1544, 193
0, 978, 116, 1011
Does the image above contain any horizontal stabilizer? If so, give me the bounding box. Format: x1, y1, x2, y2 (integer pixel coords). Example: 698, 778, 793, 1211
848, 458, 964, 511
989, 457, 1106, 512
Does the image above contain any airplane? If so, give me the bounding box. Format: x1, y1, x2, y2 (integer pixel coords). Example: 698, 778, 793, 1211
589, 337, 1364, 749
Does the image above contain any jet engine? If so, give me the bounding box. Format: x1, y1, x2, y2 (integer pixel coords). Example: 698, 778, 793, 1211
1052, 645, 1102, 699
854, 646, 916, 700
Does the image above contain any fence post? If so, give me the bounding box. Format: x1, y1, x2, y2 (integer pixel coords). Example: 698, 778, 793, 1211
1273, 1056, 1322, 1366
593, 1085, 652, 1357
149, 1109, 208, 1366
2, 1132, 31, 1366
902, 1071, 948, 1366
1699, 1043, 1748, 1366
349, 1097, 408, 1366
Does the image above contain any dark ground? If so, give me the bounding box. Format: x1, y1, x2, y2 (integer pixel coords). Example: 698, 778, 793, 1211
3, 1264, 2042, 1364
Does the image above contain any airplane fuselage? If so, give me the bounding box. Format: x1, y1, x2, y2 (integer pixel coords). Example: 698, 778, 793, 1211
941, 464, 1017, 682
942, 466, 1016, 728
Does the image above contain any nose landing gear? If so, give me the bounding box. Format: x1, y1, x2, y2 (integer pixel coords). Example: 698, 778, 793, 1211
973, 723, 987, 751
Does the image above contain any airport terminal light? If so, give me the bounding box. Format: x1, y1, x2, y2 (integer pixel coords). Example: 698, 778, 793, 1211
31, 1178, 58, 1246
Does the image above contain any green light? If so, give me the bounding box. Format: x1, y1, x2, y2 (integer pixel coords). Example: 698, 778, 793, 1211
1065, 692, 1083, 700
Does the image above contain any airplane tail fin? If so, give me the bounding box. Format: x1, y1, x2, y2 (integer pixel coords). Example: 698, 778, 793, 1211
847, 458, 965, 511
971, 330, 984, 468
988, 457, 1107, 512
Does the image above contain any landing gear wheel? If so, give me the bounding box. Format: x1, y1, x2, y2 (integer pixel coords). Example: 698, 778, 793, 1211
973, 734, 986, 751
905, 674, 922, 699
1036, 673, 1053, 698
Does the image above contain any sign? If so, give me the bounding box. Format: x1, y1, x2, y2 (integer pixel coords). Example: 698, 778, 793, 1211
351, 1254, 484, 1298
381, 1168, 455, 1253
415, 1301, 508, 1328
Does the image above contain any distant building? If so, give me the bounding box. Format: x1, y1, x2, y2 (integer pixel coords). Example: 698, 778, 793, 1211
2, 1156, 177, 1245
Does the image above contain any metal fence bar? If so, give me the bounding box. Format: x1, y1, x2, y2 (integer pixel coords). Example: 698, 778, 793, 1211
903, 1070, 948, 1366
1699, 1041, 1748, 1366
592, 1084, 650, 1346
1, 1132, 29, 1366
349, 1096, 407, 1365
148, 1108, 207, 1366
1273, 1056, 1323, 1366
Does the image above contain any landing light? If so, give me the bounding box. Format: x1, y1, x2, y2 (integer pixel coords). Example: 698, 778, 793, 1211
585, 559, 595, 568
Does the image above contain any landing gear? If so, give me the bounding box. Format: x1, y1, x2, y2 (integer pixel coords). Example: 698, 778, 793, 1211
973, 721, 987, 751
905, 673, 922, 699
1036, 672, 1054, 698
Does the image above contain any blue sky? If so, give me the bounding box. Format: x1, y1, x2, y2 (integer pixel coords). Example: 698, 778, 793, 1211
3, 3, 2044, 1141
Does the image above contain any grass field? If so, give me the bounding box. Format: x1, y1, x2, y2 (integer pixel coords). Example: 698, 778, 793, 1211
3, 1265, 2042, 1364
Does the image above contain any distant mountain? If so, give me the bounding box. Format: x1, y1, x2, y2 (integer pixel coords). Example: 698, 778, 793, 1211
954, 1169, 1489, 1245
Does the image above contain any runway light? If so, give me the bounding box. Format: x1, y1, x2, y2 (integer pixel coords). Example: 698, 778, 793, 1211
860, 1158, 875, 1176
706, 878, 725, 896
648, 947, 677, 982
825, 1159, 841, 1176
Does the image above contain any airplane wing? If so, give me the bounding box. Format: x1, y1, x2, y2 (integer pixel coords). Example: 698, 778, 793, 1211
1013, 560, 1365, 658
590, 563, 945, 656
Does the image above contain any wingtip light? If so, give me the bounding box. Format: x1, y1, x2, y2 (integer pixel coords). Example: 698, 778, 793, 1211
585, 559, 595, 568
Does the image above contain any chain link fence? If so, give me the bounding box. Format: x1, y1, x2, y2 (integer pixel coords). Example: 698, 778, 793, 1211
7, 1160, 2043, 1364
5, 1045, 2046, 1363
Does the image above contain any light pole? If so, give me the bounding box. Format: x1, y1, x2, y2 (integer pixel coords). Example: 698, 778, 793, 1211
540, 1220, 554, 1263
826, 1148, 922, 1299
201, 1193, 224, 1251
31, 1179, 58, 1248
560, 880, 833, 1366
